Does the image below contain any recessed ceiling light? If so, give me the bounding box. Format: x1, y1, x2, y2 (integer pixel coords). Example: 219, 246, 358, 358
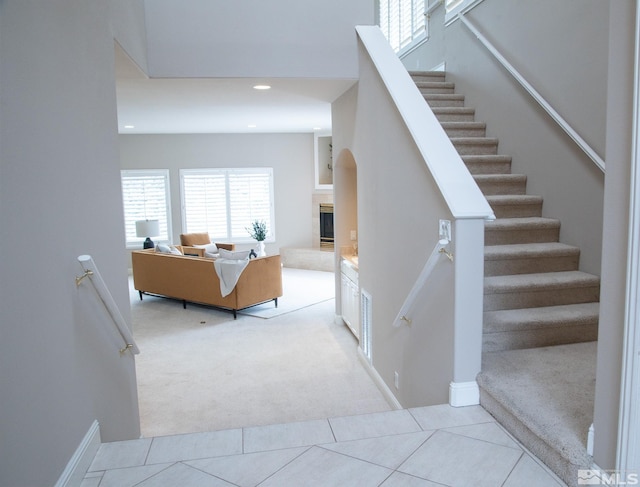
313, 127, 322, 131
124, 125, 135, 129
248, 124, 257, 128
253, 84, 271, 90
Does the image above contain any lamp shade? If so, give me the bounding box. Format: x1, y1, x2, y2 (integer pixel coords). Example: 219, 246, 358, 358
135, 219, 160, 238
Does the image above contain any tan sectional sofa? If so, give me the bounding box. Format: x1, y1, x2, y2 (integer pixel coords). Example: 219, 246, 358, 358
132, 248, 283, 318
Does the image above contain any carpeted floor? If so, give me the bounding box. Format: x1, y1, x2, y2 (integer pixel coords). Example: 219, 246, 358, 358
130, 268, 392, 438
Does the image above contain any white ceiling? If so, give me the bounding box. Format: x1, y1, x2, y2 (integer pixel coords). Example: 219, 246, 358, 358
115, 47, 356, 135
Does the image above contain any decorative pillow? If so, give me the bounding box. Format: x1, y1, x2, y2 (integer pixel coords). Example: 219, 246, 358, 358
204, 251, 220, 259
180, 232, 211, 246
194, 242, 218, 253
156, 244, 182, 255
218, 248, 250, 261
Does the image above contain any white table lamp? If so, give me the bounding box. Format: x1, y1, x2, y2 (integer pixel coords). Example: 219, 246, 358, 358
136, 220, 160, 249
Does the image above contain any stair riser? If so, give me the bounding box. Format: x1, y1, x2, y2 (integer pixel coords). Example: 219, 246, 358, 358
444, 126, 486, 137
425, 96, 465, 107
484, 254, 580, 276
483, 323, 598, 352
484, 286, 600, 311
433, 112, 476, 123
410, 74, 446, 83
485, 226, 560, 245
475, 179, 526, 195
418, 87, 455, 95
465, 161, 512, 175
490, 202, 543, 218
452, 141, 498, 155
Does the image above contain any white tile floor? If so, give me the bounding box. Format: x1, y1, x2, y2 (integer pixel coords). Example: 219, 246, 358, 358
82, 404, 567, 487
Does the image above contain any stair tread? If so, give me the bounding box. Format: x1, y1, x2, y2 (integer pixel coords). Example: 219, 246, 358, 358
485, 270, 600, 293
409, 70, 445, 77
415, 81, 455, 88
441, 121, 486, 128
478, 342, 595, 468
462, 154, 511, 161
485, 216, 560, 229
484, 242, 580, 260
474, 174, 526, 182
424, 93, 464, 99
485, 194, 543, 204
450, 136, 499, 143
484, 302, 599, 332
432, 107, 475, 114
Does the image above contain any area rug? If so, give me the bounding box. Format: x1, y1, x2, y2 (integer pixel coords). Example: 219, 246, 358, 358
237, 267, 335, 318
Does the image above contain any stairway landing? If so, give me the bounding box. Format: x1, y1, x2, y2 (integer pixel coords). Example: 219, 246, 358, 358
83, 404, 565, 486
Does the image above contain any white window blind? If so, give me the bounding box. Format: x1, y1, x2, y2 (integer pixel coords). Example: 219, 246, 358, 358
181, 168, 275, 242
121, 170, 171, 247
380, 0, 426, 53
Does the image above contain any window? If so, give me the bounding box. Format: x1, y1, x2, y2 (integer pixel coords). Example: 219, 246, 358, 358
180, 168, 275, 242
444, 0, 485, 25
121, 169, 171, 248
379, 0, 426, 54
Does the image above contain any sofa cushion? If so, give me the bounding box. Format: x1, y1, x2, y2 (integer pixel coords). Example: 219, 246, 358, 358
180, 232, 211, 246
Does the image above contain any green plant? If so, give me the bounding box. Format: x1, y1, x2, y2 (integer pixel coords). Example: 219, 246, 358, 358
246, 219, 267, 241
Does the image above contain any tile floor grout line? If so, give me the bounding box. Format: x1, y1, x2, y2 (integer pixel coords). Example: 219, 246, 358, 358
180, 460, 243, 487
253, 446, 313, 487
498, 451, 525, 487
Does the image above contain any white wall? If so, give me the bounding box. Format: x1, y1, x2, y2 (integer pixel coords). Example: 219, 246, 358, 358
0, 1, 141, 485
333, 45, 457, 407
119, 133, 316, 258
143, 0, 374, 79
594, 0, 636, 470
403, 0, 607, 275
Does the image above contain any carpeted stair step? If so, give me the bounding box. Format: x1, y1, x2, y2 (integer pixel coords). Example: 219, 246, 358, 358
441, 121, 486, 137
484, 271, 600, 312
485, 217, 561, 245
432, 107, 476, 122
484, 242, 580, 276
450, 137, 499, 155
424, 93, 465, 107
462, 154, 512, 174
482, 302, 599, 352
414, 81, 455, 94
474, 174, 527, 195
409, 70, 446, 83
486, 195, 543, 218
478, 342, 596, 487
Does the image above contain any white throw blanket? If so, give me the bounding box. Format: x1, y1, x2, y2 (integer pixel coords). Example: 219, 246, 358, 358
213, 258, 250, 297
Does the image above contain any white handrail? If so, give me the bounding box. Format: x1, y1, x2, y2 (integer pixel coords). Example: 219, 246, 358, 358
458, 12, 605, 173
76, 255, 140, 355
356, 25, 494, 220
393, 239, 453, 328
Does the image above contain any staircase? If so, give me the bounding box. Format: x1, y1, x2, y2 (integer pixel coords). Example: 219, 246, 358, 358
411, 71, 599, 487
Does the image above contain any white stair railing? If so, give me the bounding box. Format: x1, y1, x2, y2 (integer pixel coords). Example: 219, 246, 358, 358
458, 12, 606, 173
393, 238, 453, 328
76, 255, 139, 355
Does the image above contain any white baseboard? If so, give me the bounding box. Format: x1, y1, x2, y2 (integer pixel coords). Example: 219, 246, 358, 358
55, 420, 101, 487
357, 348, 403, 410
449, 381, 480, 407
587, 423, 595, 456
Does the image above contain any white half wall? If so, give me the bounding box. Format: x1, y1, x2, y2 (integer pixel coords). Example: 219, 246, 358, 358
1, 2, 142, 486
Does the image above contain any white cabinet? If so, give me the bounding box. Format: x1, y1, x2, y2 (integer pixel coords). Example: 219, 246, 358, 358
341, 259, 360, 340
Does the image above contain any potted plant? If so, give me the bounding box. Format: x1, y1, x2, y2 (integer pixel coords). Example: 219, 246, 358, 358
247, 219, 267, 256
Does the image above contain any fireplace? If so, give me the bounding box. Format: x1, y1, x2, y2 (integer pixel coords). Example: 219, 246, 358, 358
319, 203, 334, 249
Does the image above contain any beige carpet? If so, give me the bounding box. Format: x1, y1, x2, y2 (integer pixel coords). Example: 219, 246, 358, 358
130, 268, 392, 438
